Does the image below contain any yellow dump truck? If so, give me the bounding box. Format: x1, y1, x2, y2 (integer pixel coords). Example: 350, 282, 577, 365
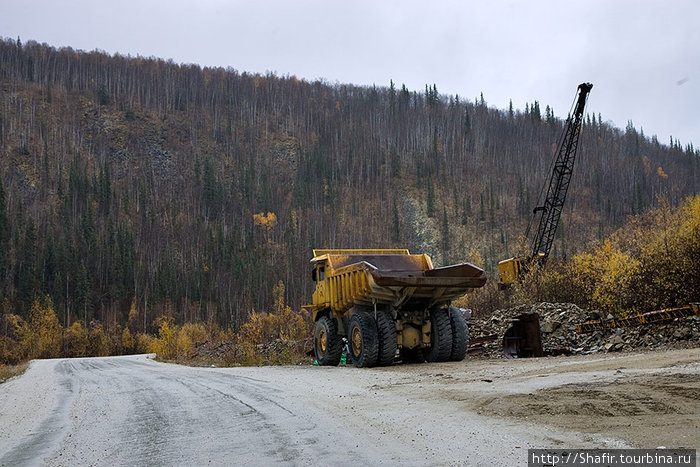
304, 249, 487, 367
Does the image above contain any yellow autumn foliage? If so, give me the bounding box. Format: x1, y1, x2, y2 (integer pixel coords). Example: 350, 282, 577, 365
589, 241, 640, 315
28, 299, 62, 359
121, 327, 135, 354
87, 324, 110, 357
0, 314, 29, 364
64, 321, 88, 358
253, 211, 278, 229
149, 316, 178, 360
175, 322, 208, 357
136, 332, 155, 354
536, 194, 700, 316
237, 281, 311, 364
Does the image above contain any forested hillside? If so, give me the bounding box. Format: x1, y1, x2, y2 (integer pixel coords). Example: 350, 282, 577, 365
1, 38, 698, 332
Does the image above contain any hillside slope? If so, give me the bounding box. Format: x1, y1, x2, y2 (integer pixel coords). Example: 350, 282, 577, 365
0, 38, 698, 329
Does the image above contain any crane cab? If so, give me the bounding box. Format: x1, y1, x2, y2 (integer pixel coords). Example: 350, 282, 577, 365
498, 253, 545, 287
498, 256, 526, 287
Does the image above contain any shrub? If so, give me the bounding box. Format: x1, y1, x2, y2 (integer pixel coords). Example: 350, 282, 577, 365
236, 282, 311, 365
0, 314, 30, 363
28, 299, 62, 359
136, 333, 154, 354
175, 322, 208, 358
64, 321, 88, 358
149, 316, 177, 360
536, 194, 700, 316
87, 322, 110, 357
0, 336, 24, 365
121, 327, 136, 354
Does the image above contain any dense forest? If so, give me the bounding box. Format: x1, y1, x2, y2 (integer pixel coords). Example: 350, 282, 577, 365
1, 37, 698, 336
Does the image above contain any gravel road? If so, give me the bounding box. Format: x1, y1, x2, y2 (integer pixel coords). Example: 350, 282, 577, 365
1, 350, 697, 466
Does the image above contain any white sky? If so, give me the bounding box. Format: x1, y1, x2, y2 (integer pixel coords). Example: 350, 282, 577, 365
1, 0, 698, 147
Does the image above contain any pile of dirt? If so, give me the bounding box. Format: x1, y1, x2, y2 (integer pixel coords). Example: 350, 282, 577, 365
468, 302, 700, 358
190, 339, 237, 362
187, 337, 313, 366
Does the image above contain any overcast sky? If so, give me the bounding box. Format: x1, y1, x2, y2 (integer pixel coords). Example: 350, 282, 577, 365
1, 0, 698, 147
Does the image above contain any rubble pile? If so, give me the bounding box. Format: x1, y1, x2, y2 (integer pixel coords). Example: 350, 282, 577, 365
468, 302, 700, 358
254, 338, 312, 364
190, 340, 237, 362
189, 337, 313, 366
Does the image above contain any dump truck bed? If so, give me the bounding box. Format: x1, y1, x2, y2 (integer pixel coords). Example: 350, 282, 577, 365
309, 249, 486, 315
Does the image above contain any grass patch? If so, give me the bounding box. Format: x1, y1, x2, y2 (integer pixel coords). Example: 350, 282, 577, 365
0, 361, 29, 384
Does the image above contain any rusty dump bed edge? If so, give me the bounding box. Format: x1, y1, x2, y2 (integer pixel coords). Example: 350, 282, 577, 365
324, 255, 487, 289
371, 263, 487, 288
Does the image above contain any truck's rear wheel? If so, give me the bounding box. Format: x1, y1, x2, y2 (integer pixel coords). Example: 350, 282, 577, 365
376, 311, 397, 366
348, 312, 379, 368
314, 315, 343, 366
423, 309, 453, 362
448, 307, 469, 361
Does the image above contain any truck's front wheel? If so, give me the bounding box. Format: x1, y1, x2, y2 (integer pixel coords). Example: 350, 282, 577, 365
348, 312, 379, 368
314, 315, 343, 366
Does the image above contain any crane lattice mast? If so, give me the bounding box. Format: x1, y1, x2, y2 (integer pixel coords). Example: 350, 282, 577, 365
530, 82, 593, 263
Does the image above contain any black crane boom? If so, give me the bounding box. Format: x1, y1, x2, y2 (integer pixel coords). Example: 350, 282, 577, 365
531, 82, 592, 262
498, 82, 592, 286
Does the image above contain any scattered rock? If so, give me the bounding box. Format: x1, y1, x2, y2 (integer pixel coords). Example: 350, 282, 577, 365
541, 321, 561, 333
469, 302, 700, 358
608, 335, 625, 346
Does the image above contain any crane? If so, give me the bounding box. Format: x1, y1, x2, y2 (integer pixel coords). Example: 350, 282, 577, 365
498, 82, 593, 286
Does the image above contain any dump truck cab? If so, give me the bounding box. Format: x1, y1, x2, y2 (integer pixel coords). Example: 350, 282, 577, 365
310, 260, 329, 313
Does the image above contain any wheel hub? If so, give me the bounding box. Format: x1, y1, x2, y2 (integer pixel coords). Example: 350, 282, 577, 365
318, 328, 327, 354
351, 326, 362, 356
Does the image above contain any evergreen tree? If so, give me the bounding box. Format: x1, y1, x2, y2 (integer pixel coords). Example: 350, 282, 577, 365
392, 200, 400, 243
0, 178, 8, 286
432, 126, 440, 170
98, 161, 111, 215
16, 218, 38, 315
463, 106, 472, 137
545, 105, 554, 124
202, 156, 220, 215
441, 207, 449, 258
41, 230, 57, 296
461, 194, 471, 225
75, 261, 91, 325
508, 99, 514, 119
426, 177, 435, 218
531, 101, 541, 121
390, 144, 401, 177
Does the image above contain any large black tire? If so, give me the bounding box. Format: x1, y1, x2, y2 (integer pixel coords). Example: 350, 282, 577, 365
376, 311, 397, 366
448, 307, 470, 361
314, 315, 343, 366
348, 312, 379, 368
423, 309, 453, 362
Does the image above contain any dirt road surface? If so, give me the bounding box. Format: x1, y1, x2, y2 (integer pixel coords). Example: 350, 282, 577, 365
1, 349, 698, 466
